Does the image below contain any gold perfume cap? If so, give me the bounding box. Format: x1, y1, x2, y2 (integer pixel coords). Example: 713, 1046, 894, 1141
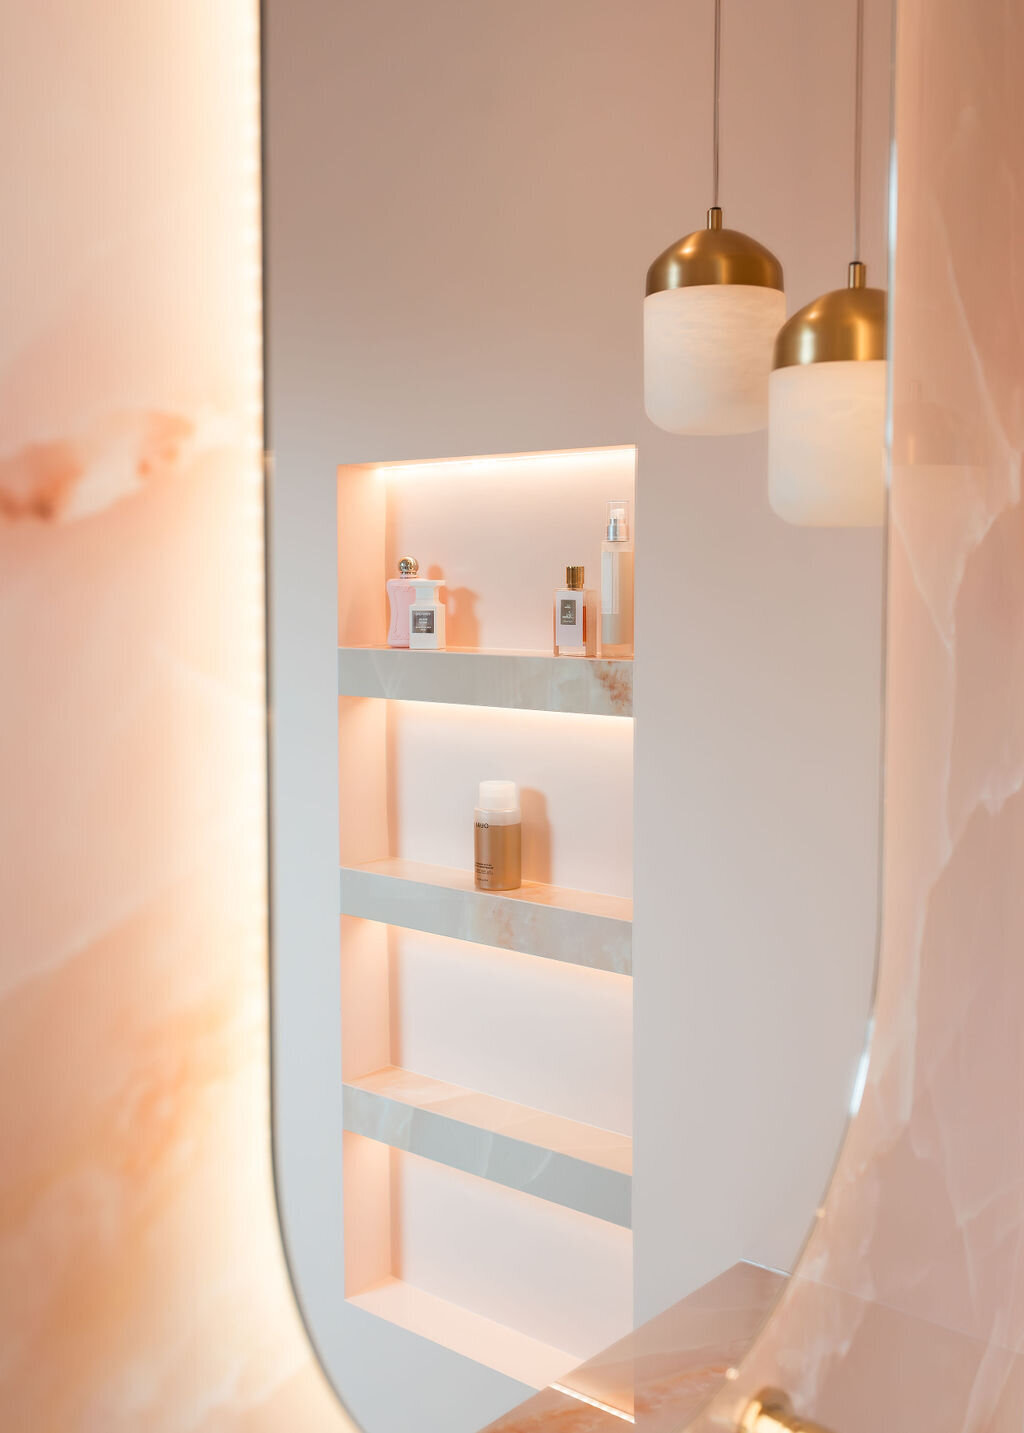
566, 565, 584, 590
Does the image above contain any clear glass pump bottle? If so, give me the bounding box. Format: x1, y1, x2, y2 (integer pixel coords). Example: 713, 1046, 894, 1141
600, 500, 634, 657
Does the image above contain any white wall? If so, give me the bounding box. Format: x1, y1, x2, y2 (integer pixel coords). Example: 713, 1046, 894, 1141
265, 0, 890, 1423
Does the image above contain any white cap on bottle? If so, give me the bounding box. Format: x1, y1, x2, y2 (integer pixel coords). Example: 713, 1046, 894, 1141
478, 780, 519, 813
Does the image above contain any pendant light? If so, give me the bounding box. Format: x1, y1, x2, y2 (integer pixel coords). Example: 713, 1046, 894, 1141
644, 0, 785, 436
768, 0, 887, 526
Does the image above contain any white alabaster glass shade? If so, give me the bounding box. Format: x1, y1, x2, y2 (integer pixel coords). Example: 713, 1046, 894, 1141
768, 359, 887, 526
643, 284, 786, 435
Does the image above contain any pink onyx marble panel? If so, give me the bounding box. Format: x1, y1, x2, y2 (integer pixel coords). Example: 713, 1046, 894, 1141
482, 1263, 787, 1433
681, 0, 1024, 1428
5, 0, 1023, 1430
0, 3, 350, 1430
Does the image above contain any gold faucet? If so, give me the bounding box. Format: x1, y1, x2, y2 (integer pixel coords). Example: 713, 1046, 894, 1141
740, 1389, 834, 1433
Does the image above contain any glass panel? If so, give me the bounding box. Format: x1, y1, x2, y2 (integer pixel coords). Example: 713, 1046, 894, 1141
263, 2, 894, 1430
687, 0, 1024, 1427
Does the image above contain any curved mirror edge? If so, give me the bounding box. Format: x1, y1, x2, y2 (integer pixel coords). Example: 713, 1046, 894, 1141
666, 0, 1024, 1427
261, 0, 895, 1429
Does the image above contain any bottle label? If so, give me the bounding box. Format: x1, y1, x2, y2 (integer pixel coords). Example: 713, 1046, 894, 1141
411, 610, 435, 633
560, 598, 577, 625
474, 822, 522, 891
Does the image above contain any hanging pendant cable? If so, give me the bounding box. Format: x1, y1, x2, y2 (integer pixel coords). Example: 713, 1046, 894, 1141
712, 0, 722, 207
852, 0, 865, 260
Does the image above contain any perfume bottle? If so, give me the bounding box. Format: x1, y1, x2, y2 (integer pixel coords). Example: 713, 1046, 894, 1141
386, 556, 419, 647
600, 499, 634, 658
408, 578, 446, 649
553, 566, 596, 656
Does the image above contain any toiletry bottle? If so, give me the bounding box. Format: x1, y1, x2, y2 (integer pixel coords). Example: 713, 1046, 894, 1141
600, 499, 634, 658
553, 566, 596, 656
474, 781, 522, 891
387, 556, 419, 648
408, 578, 447, 650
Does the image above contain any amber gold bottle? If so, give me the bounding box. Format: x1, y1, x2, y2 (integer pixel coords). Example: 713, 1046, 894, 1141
473, 781, 522, 891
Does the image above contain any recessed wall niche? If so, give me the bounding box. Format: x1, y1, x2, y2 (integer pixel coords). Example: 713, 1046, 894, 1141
337, 447, 636, 1392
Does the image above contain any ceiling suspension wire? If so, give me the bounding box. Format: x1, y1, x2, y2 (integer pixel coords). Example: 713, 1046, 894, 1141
853, 0, 865, 258
712, 0, 723, 206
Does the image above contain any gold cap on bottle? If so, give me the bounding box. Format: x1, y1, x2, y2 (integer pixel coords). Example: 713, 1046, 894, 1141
566, 565, 585, 590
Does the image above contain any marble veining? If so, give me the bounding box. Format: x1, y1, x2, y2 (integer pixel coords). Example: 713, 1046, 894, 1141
0, 5, 353, 1430
681, 2, 1024, 1428
338, 646, 634, 718
343, 1066, 631, 1228
494, 2, 1024, 1427
7, 0, 1022, 1430
483, 1263, 787, 1432
339, 858, 633, 975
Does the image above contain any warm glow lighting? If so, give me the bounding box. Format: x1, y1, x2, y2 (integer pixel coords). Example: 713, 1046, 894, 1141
393, 699, 633, 727
768, 359, 887, 525
0, 1, 355, 1428
766, 0, 887, 526
641, 0, 784, 435
644, 284, 786, 435
550, 1384, 636, 1423
375, 446, 635, 481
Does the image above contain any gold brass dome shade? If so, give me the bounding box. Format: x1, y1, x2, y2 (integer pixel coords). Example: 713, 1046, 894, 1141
768, 262, 888, 527
646, 207, 784, 296
642, 0, 787, 436
767, 0, 887, 526
772, 261, 886, 369
643, 207, 786, 434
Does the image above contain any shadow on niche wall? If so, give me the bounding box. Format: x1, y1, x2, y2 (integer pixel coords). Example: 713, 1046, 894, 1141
446, 583, 482, 649
520, 787, 552, 884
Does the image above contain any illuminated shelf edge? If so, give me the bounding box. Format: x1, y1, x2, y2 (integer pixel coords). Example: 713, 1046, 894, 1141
339, 858, 633, 976
343, 1065, 631, 1228
347, 1277, 579, 1390
337, 645, 633, 717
